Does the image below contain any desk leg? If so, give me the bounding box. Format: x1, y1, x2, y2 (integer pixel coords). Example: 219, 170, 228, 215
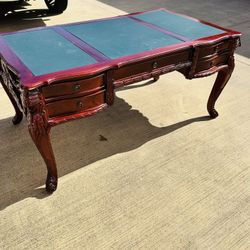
0, 59, 23, 125
27, 90, 58, 193
207, 55, 235, 118
29, 123, 57, 193
1, 82, 23, 124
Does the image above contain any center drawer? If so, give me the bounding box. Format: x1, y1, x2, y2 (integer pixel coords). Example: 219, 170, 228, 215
45, 90, 105, 117
113, 49, 191, 81
42, 74, 104, 99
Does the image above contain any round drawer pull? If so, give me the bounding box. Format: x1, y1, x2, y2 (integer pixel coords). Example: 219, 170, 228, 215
214, 46, 219, 53
152, 62, 158, 69
73, 84, 81, 91
77, 101, 83, 109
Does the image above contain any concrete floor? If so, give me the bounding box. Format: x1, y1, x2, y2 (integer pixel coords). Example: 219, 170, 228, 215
0, 1, 250, 249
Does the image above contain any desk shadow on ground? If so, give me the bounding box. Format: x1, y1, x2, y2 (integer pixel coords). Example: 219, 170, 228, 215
0, 1, 58, 33
0, 92, 211, 210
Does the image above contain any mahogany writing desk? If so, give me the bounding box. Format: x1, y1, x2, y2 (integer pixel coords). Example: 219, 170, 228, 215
0, 9, 241, 193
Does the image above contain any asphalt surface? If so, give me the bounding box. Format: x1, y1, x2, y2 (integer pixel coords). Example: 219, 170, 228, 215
97, 0, 250, 57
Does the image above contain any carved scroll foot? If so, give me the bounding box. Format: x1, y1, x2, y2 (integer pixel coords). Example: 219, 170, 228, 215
207, 56, 235, 118
12, 111, 23, 125
208, 108, 219, 119
28, 116, 58, 193
153, 76, 160, 82
46, 173, 58, 193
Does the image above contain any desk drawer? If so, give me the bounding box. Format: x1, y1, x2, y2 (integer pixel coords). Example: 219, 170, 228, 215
42, 74, 104, 99
195, 52, 229, 73
46, 90, 105, 117
113, 50, 190, 81
198, 40, 230, 59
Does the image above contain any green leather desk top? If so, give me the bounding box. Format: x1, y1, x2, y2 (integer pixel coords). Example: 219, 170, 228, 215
0, 9, 228, 77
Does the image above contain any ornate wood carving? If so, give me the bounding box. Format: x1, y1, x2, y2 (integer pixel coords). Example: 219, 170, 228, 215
192, 65, 228, 78
106, 70, 115, 105
188, 46, 200, 79
48, 103, 108, 127
114, 61, 191, 88
0, 57, 23, 124
26, 89, 58, 193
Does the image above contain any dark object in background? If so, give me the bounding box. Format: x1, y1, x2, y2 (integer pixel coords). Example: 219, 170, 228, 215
44, 0, 68, 13
0, 0, 68, 13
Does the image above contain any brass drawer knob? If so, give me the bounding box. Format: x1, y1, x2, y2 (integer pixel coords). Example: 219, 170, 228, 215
152, 62, 158, 69
77, 101, 83, 109
73, 84, 81, 91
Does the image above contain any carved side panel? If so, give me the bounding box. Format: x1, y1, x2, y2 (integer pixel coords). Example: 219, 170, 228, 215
0, 58, 23, 110
106, 70, 115, 105
0, 57, 24, 124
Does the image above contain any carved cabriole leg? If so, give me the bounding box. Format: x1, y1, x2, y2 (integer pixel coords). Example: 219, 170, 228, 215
0, 58, 23, 124
207, 55, 235, 118
26, 89, 58, 193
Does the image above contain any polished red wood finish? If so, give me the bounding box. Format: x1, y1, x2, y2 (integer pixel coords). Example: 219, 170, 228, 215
0, 9, 241, 193
42, 74, 104, 99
